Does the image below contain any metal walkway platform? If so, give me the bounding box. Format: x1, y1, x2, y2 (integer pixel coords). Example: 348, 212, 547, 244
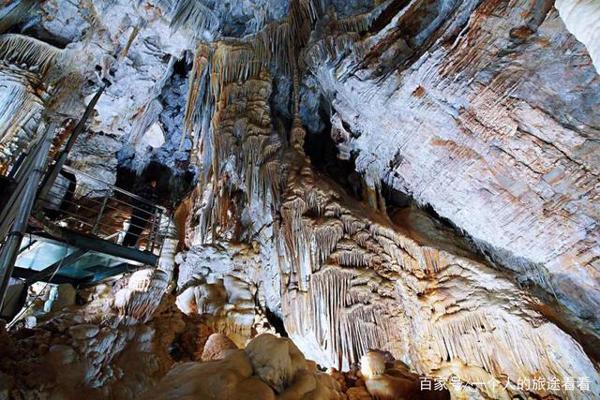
14, 165, 167, 285
0, 86, 174, 320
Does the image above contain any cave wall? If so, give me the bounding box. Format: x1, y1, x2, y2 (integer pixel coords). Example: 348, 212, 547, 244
277, 145, 599, 399
1, 0, 599, 399
556, 0, 600, 73
308, 0, 600, 333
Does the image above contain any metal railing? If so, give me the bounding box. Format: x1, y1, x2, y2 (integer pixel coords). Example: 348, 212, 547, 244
36, 166, 168, 254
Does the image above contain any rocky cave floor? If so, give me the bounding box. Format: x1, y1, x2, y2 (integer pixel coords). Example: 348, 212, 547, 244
0, 276, 449, 400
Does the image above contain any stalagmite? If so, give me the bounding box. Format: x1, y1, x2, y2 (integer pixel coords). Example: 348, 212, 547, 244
201, 333, 238, 361
142, 334, 347, 400
360, 351, 451, 400
275, 149, 600, 397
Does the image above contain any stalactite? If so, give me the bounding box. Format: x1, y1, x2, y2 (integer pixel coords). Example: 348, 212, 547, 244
168, 0, 220, 37
0, 34, 65, 76
0, 34, 70, 170
333, 249, 373, 268
161, 1, 600, 398
179, 0, 380, 242
332, 0, 396, 35
283, 267, 391, 370
290, 62, 306, 153
184, 43, 212, 134
177, 0, 383, 165
287, 0, 321, 51
130, 56, 175, 146
0, 66, 50, 170
181, 0, 335, 154
242, 134, 270, 204
313, 220, 344, 264
195, 182, 215, 243
415, 309, 596, 399
210, 42, 266, 100
305, 33, 363, 73
274, 143, 600, 397
255, 22, 293, 74
187, 65, 283, 245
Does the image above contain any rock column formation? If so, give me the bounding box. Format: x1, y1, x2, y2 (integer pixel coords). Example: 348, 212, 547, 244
0, 0, 599, 399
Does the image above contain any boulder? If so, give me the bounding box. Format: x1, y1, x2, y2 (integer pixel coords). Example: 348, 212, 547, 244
201, 333, 238, 361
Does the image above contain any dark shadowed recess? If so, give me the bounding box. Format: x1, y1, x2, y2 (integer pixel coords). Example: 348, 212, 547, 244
116, 161, 196, 210
4, 12, 71, 48
265, 307, 288, 337
303, 100, 365, 201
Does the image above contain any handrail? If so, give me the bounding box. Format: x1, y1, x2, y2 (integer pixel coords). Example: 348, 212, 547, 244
42, 182, 159, 217
62, 165, 167, 213
36, 165, 169, 255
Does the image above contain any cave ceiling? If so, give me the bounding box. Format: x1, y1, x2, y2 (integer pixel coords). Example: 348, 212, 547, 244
0, 0, 599, 399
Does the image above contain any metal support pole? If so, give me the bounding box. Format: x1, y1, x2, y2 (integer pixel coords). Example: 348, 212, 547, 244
38, 86, 106, 202
0, 138, 46, 240
92, 196, 109, 234
149, 209, 159, 252
0, 123, 56, 310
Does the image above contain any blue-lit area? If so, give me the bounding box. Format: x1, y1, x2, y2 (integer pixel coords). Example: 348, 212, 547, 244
15, 235, 145, 283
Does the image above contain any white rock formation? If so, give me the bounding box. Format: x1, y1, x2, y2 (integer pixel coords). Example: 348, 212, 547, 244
136, 122, 165, 150
556, 0, 600, 73
0, 277, 188, 399
245, 334, 307, 393
1, 1, 600, 399
309, 0, 600, 335
0, 35, 60, 171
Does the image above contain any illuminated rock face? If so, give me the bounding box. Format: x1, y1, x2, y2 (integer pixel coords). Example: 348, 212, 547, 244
308, 0, 600, 334
556, 0, 600, 73
0, 264, 187, 399
0, 34, 59, 172
275, 151, 600, 398
1, 0, 600, 399
142, 334, 347, 400
0, 66, 45, 171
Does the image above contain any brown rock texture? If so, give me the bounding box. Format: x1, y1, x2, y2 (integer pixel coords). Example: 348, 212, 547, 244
0, 285, 187, 399
171, 1, 600, 397
201, 332, 238, 361
276, 147, 599, 398
143, 334, 347, 400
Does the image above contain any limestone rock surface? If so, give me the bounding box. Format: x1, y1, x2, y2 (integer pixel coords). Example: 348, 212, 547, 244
1, 1, 600, 399
308, 0, 600, 336
143, 333, 347, 400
